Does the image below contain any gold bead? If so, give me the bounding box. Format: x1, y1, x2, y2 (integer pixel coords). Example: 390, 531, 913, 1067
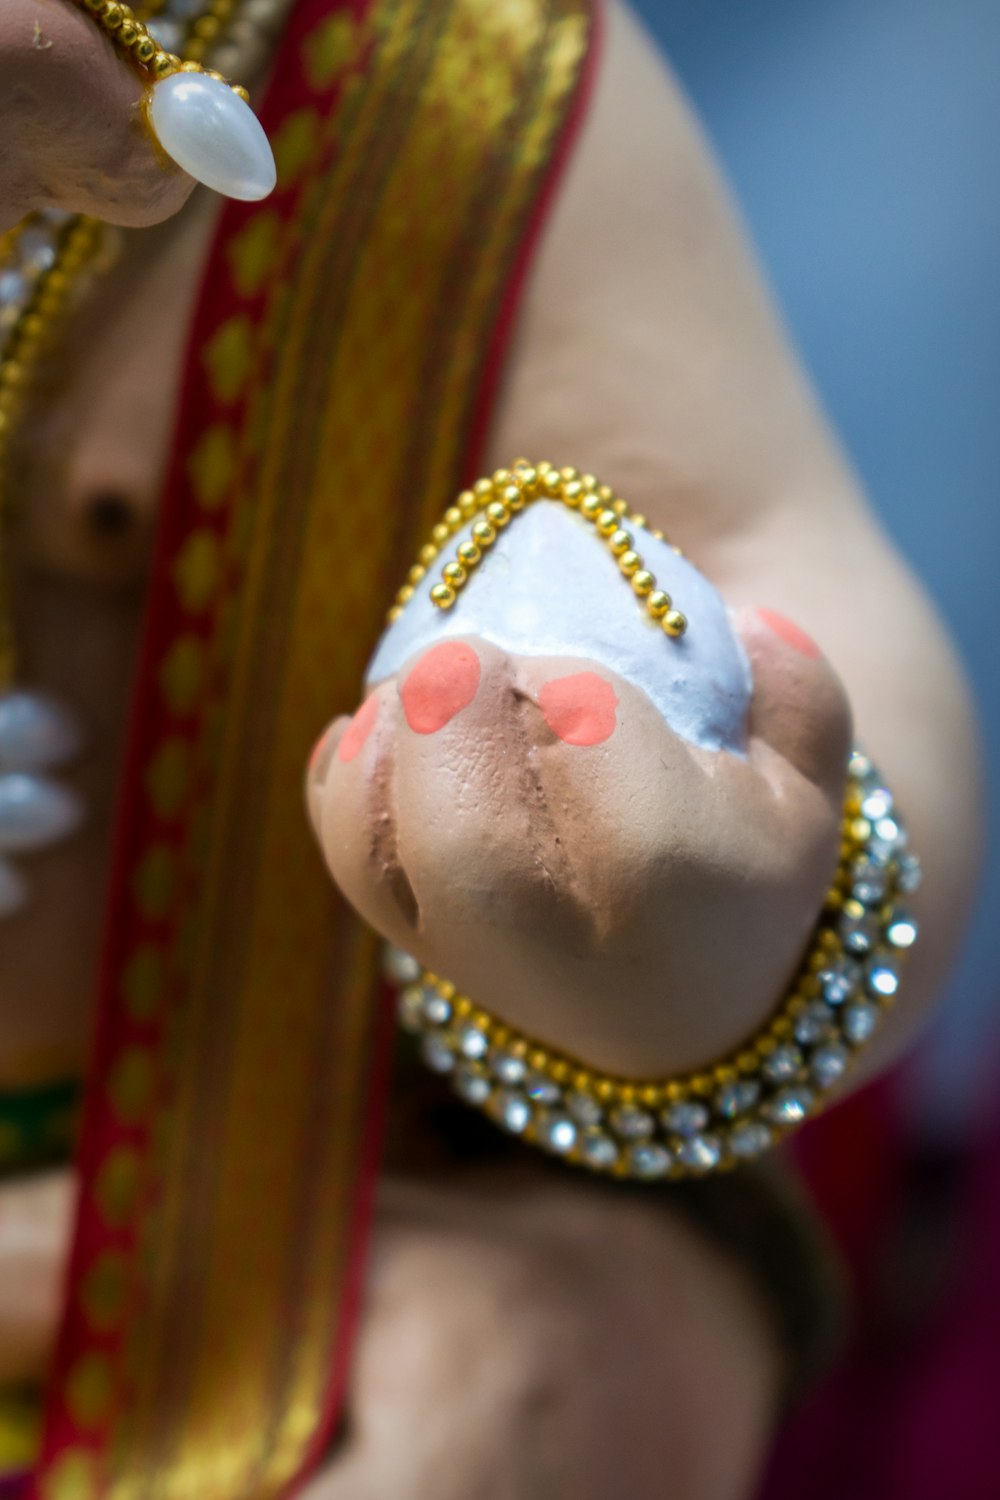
472, 521, 497, 546
387, 605, 403, 623
560, 466, 579, 482
232, 84, 251, 104
503, 484, 525, 511
550, 1059, 571, 1085
596, 509, 618, 536
485, 501, 510, 528
630, 513, 647, 529
134, 34, 156, 63
580, 494, 602, 521
543, 468, 562, 495
408, 564, 426, 586
442, 562, 466, 587
117, 17, 139, 44
608, 529, 632, 556
456, 541, 481, 567
443, 506, 464, 529
473, 478, 493, 499
431, 522, 451, 545
514, 465, 538, 493
618, 551, 641, 578
458, 489, 478, 518
596, 484, 613, 503
419, 543, 438, 567
430, 583, 456, 609
631, 570, 655, 596
396, 584, 414, 605
101, 4, 125, 31
581, 473, 597, 491
662, 610, 687, 638
528, 1048, 549, 1073
492, 468, 512, 489
612, 498, 628, 516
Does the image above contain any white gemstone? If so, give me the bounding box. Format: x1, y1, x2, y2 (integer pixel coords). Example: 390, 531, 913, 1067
763, 1045, 804, 1083
840, 905, 880, 955
148, 74, 277, 201
628, 1142, 671, 1179
866, 958, 900, 998
843, 1002, 880, 1045
523, 1070, 561, 1105
0, 270, 29, 311
811, 1044, 849, 1088
383, 945, 421, 985
729, 1122, 772, 1159
848, 749, 873, 782
896, 853, 922, 894
0, 857, 28, 917
850, 854, 889, 906
491, 1089, 531, 1134
453, 1065, 491, 1105
609, 1105, 655, 1140
456, 1024, 488, 1060
420, 1034, 456, 1073
422, 991, 452, 1026
861, 787, 893, 822
661, 1101, 710, 1137
0, 692, 85, 772
16, 227, 57, 272
0, 774, 84, 853
537, 1112, 577, 1154
566, 1091, 602, 1127
715, 1079, 760, 1118
677, 1134, 722, 1172
580, 1130, 618, 1169
818, 957, 862, 1005
871, 816, 906, 857
794, 1002, 835, 1046
489, 1049, 526, 1086
885, 912, 917, 951
765, 1087, 814, 1126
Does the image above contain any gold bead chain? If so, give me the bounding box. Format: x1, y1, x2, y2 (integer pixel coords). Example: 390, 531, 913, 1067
387, 460, 690, 639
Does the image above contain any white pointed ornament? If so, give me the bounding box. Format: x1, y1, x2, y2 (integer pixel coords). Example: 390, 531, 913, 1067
147, 72, 277, 202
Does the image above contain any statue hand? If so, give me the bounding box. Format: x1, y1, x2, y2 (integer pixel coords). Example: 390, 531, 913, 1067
308, 605, 851, 1079
0, 1, 195, 233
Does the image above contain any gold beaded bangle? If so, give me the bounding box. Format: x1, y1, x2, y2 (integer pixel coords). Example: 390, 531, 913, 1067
72, 0, 251, 99
387, 459, 690, 638
387, 750, 920, 1181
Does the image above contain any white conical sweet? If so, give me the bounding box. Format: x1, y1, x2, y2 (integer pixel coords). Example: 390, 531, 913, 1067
147, 72, 277, 202
0, 691, 85, 772
0, 774, 84, 854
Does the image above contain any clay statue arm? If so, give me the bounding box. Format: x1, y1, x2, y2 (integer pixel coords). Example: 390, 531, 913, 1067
309, 0, 983, 1095
0, 0, 195, 233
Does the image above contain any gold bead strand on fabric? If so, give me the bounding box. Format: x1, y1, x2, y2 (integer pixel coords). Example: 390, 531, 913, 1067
387, 462, 689, 638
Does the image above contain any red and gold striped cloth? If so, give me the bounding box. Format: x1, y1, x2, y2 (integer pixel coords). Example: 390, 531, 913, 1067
14, 2, 598, 1496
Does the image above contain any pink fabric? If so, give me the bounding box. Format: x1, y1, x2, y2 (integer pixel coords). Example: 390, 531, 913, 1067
763, 1074, 1000, 1500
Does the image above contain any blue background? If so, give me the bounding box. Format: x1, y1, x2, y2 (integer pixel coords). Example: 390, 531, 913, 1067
633, 0, 1000, 1128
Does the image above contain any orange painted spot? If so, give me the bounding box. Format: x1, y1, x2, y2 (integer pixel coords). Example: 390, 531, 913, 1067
401, 642, 481, 734
338, 694, 379, 762
757, 607, 821, 659
539, 672, 618, 746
